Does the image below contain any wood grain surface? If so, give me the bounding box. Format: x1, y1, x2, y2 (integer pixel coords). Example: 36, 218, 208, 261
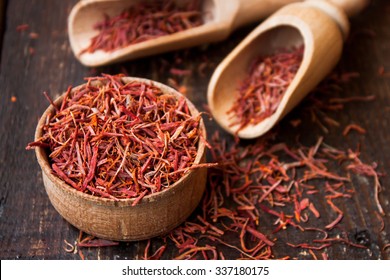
0, 0, 5, 56
0, 0, 389, 260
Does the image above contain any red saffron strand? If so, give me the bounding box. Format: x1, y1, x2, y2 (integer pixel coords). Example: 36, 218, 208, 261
228, 45, 304, 131
59, 68, 384, 260
343, 123, 367, 136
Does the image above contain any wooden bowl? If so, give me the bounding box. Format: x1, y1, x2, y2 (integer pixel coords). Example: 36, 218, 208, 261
34, 77, 207, 241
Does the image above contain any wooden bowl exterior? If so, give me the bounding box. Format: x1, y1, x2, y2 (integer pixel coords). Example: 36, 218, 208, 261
34, 77, 207, 241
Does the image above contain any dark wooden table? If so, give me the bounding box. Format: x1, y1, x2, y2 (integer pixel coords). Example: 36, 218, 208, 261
1, 0, 389, 260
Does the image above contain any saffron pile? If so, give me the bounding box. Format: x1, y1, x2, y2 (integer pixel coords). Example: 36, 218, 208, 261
81, 0, 203, 54
69, 127, 383, 260
66, 71, 384, 260
27, 74, 204, 201
228, 46, 304, 131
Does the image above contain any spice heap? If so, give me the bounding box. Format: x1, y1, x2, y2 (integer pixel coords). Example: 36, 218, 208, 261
65, 73, 384, 260
70, 129, 383, 260
181, 131, 382, 259
27, 74, 204, 201
228, 46, 304, 131
81, 0, 203, 54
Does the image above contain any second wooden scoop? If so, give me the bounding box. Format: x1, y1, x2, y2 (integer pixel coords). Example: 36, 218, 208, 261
207, 0, 368, 139
68, 0, 301, 67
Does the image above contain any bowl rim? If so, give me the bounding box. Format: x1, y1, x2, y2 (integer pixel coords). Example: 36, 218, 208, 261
34, 76, 207, 207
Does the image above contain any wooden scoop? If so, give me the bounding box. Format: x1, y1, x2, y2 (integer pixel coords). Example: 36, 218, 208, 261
68, 0, 303, 67
207, 0, 368, 139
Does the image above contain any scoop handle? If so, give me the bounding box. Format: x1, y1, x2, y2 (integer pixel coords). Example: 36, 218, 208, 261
326, 0, 369, 17
304, 0, 369, 41
232, 0, 301, 30
232, 0, 368, 30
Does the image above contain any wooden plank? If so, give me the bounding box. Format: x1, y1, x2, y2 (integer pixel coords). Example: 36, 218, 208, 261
0, 0, 389, 260
0, 0, 5, 58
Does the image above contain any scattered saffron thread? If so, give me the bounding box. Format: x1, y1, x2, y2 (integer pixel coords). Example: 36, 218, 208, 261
228, 46, 304, 132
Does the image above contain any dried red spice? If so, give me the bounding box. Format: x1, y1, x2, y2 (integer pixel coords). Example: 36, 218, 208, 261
16, 23, 29, 32
170, 68, 192, 76
29, 32, 39, 39
63, 231, 119, 259
61, 70, 384, 260
27, 74, 206, 201
81, 0, 203, 54
146, 86, 381, 260
28, 47, 35, 55
343, 123, 366, 136
228, 46, 304, 131
139, 127, 382, 260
